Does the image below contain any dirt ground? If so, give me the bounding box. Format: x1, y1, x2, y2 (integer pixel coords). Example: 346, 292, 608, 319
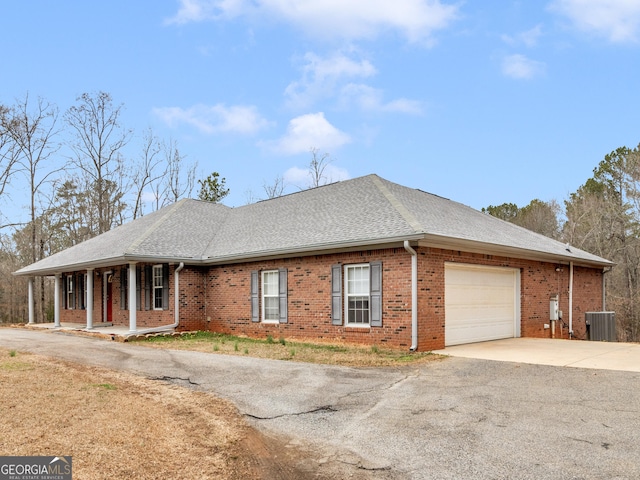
0, 347, 367, 479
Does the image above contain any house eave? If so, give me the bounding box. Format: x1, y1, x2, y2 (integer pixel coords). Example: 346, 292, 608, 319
419, 234, 613, 268
12, 254, 203, 277
201, 234, 426, 265
13, 232, 611, 276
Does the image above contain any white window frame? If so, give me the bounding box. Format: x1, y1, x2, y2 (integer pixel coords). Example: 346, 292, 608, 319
345, 264, 370, 326
153, 265, 164, 310
261, 270, 279, 323
66, 275, 74, 310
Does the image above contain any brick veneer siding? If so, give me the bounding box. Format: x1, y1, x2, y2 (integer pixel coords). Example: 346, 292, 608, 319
206, 248, 414, 348
58, 247, 604, 351
416, 249, 604, 350
204, 247, 604, 351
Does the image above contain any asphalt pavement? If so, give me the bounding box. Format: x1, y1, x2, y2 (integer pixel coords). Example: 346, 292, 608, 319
1, 328, 639, 480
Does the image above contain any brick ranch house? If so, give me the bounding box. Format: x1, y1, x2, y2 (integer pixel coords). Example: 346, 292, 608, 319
14, 174, 612, 351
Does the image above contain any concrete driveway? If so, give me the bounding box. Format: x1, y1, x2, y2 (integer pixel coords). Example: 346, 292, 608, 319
434, 337, 640, 372
1, 328, 640, 479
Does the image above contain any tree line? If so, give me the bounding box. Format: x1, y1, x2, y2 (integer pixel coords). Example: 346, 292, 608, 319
0, 90, 332, 325
483, 145, 640, 342
0, 91, 230, 323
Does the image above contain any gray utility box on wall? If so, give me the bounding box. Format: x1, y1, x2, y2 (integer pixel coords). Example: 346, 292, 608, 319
585, 312, 616, 342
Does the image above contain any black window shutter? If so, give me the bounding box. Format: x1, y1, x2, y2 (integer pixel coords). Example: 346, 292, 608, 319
250, 270, 259, 322
278, 268, 288, 323
77, 273, 85, 310
331, 264, 342, 325
136, 266, 142, 311
144, 265, 152, 311
62, 275, 68, 310
162, 264, 170, 310
370, 261, 382, 327
120, 267, 127, 310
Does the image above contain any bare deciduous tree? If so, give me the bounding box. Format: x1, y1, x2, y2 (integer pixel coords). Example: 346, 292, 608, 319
263, 174, 286, 199
1, 94, 61, 322
0, 105, 20, 222
131, 128, 163, 219
65, 91, 131, 235
163, 139, 196, 205
308, 147, 332, 188
564, 145, 640, 342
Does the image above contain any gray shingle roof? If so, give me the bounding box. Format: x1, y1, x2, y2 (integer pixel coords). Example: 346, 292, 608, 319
15, 174, 611, 275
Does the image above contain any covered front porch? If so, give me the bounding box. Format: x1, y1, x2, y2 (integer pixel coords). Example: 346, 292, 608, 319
23, 261, 184, 336
19, 321, 181, 341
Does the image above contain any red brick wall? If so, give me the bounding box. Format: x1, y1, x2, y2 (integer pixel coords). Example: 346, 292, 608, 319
416, 249, 604, 350
58, 248, 604, 351
176, 266, 207, 332
206, 249, 414, 348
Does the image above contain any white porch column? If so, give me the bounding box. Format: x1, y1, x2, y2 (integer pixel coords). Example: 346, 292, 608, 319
128, 262, 137, 333
86, 269, 94, 330
54, 274, 61, 327
28, 278, 35, 324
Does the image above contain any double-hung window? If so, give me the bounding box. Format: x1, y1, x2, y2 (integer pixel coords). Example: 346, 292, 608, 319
84, 273, 88, 309
262, 270, 280, 322
66, 275, 74, 309
143, 264, 168, 311
331, 261, 382, 327
251, 268, 288, 323
153, 265, 164, 310
346, 264, 370, 324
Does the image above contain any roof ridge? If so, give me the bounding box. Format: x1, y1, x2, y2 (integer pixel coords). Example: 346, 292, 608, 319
200, 203, 233, 259
126, 199, 189, 254
370, 175, 424, 233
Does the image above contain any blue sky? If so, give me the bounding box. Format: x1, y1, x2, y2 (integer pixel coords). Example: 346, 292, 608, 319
2, 0, 640, 217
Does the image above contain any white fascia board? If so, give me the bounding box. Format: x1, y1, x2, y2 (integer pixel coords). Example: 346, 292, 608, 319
12, 255, 201, 277
202, 234, 425, 265
420, 235, 613, 268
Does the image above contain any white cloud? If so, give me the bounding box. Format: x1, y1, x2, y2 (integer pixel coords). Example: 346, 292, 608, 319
262, 112, 351, 155
501, 24, 543, 47
153, 104, 272, 135
501, 54, 546, 80
285, 51, 423, 114
340, 84, 423, 114
166, 0, 460, 44
285, 51, 377, 109
283, 164, 351, 186
549, 0, 640, 43
282, 166, 309, 185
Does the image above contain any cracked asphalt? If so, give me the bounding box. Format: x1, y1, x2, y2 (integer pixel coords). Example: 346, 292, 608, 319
2, 328, 640, 479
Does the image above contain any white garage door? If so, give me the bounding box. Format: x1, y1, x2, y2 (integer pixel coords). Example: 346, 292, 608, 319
445, 263, 520, 346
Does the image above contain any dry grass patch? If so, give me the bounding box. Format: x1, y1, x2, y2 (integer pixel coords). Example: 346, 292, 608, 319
137, 332, 441, 367
0, 348, 312, 479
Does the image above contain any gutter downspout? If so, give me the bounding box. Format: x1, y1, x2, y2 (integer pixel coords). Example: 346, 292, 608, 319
128, 262, 184, 336
404, 241, 418, 351
569, 261, 574, 338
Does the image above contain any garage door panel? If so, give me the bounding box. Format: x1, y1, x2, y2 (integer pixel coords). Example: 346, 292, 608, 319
447, 286, 515, 306
445, 264, 520, 346
447, 305, 514, 322
447, 322, 515, 345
